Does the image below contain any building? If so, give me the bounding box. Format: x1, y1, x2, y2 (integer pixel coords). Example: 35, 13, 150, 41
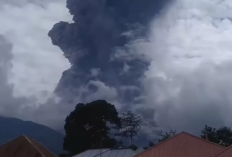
134, 132, 231, 157
73, 148, 143, 157
0, 135, 57, 157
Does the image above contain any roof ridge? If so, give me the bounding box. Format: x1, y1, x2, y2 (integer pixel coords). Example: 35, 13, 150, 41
88, 148, 111, 150
24, 135, 45, 157
76, 148, 111, 156
0, 134, 57, 157
31, 138, 58, 157
134, 131, 185, 157
0, 135, 23, 150
182, 132, 225, 148
134, 132, 225, 157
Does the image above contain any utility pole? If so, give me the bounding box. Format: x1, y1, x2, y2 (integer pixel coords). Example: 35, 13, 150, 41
205, 125, 209, 141
206, 131, 209, 141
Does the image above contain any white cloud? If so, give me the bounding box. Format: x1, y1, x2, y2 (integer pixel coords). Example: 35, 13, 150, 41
86, 80, 118, 102
0, 0, 72, 103
3, 0, 232, 135
130, 0, 232, 133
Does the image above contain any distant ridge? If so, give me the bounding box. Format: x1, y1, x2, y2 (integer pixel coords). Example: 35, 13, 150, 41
0, 116, 64, 155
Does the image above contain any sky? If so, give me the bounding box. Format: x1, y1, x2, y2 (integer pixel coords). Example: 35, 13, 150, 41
140, 0, 232, 134
0, 0, 72, 102
0, 0, 74, 128
1, 0, 232, 138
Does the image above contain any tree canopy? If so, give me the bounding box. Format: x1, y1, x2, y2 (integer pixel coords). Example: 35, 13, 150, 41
63, 100, 121, 155
158, 129, 176, 143
201, 125, 232, 147
144, 141, 155, 149
62, 99, 232, 155
201, 125, 218, 144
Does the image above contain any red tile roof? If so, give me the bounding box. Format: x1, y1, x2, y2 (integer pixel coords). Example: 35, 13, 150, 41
0, 135, 57, 157
135, 132, 225, 157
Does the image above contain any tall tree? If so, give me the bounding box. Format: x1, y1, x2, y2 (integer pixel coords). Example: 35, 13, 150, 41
63, 100, 121, 155
158, 129, 176, 143
201, 125, 232, 147
216, 126, 232, 146
201, 125, 219, 144
119, 111, 142, 145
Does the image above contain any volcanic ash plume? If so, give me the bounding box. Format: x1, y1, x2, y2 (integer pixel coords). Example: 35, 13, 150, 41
48, 0, 172, 108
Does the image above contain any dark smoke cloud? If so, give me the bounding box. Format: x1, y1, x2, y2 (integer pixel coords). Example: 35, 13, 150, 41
48, 0, 172, 110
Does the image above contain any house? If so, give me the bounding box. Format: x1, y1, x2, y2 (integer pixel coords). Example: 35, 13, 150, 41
135, 132, 227, 157
73, 148, 143, 157
0, 134, 57, 157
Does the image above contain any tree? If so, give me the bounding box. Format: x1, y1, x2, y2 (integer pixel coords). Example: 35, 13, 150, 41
148, 141, 155, 147
129, 144, 138, 151
119, 111, 142, 145
58, 154, 66, 157
217, 126, 232, 146
144, 141, 155, 149
63, 100, 121, 155
201, 125, 232, 147
158, 129, 176, 143
201, 125, 219, 144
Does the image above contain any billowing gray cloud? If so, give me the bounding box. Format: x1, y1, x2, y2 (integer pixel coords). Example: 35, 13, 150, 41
48, 0, 172, 118
47, 0, 175, 140
2, 0, 232, 143
48, 0, 232, 137
132, 0, 232, 135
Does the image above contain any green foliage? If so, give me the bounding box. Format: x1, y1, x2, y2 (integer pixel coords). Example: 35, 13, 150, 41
158, 129, 176, 143
144, 141, 155, 149
148, 141, 155, 147
119, 111, 142, 145
129, 144, 138, 150
201, 125, 232, 147
201, 125, 219, 143
216, 126, 232, 147
63, 100, 121, 155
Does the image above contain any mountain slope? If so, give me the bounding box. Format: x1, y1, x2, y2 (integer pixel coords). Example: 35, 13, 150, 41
0, 116, 64, 155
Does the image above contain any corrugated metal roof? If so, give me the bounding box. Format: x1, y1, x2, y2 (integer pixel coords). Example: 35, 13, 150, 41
134, 148, 144, 155
73, 148, 136, 157
135, 132, 225, 157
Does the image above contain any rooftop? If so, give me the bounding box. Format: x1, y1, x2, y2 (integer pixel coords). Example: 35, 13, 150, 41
0, 134, 57, 157
73, 148, 138, 157
135, 132, 225, 157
